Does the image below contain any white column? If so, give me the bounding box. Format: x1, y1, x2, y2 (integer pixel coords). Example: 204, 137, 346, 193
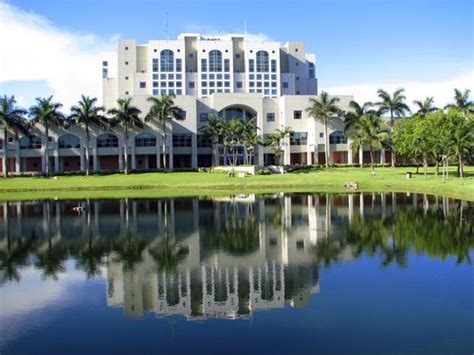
347, 140, 353, 164
168, 133, 174, 170
93, 147, 98, 172
306, 146, 312, 166
359, 146, 363, 165
54, 146, 60, 174
118, 144, 124, 171
41, 147, 46, 175
131, 141, 136, 171
15, 140, 21, 173
156, 145, 161, 169
191, 134, 197, 169
79, 145, 85, 171
380, 149, 385, 164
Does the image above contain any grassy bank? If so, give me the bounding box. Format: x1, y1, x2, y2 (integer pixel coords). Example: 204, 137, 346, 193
0, 166, 473, 201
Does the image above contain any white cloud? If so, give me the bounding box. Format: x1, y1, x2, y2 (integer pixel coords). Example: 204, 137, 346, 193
325, 70, 474, 110
0, 1, 117, 110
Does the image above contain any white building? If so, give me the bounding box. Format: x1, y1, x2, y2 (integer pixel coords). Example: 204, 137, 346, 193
1, 33, 392, 174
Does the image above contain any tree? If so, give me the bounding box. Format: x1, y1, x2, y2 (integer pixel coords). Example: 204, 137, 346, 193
29, 96, 65, 176
0, 95, 28, 177
444, 89, 474, 115
445, 108, 474, 180
68, 96, 108, 175
264, 127, 293, 165
348, 113, 389, 175
413, 97, 438, 116
199, 114, 224, 167
221, 119, 244, 166
376, 88, 410, 166
241, 117, 261, 165
344, 100, 376, 165
108, 98, 143, 174
145, 94, 184, 170
306, 91, 341, 167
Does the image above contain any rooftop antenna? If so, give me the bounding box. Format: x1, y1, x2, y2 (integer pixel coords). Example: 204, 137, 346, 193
164, 12, 169, 40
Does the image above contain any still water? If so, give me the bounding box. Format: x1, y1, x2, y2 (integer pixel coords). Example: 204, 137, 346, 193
0, 193, 472, 354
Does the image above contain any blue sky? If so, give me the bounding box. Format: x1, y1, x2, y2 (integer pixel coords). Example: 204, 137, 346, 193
0, 0, 473, 109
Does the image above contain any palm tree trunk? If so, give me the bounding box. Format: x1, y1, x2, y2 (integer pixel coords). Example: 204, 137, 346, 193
423, 157, 428, 180
459, 153, 463, 181
85, 126, 90, 176
370, 147, 375, 175
44, 124, 50, 177
123, 131, 128, 174
2, 128, 8, 178
324, 118, 329, 168
390, 112, 396, 167
162, 120, 167, 171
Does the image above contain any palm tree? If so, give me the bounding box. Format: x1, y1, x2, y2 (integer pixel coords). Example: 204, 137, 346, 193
344, 100, 375, 165
0, 95, 28, 177
413, 97, 438, 116
199, 114, 224, 167
221, 119, 244, 166
107, 98, 143, 174
241, 117, 261, 165
444, 88, 474, 115
306, 91, 341, 167
446, 109, 474, 180
29, 96, 65, 176
145, 94, 184, 170
348, 113, 390, 175
376, 88, 410, 167
264, 127, 293, 165
68, 96, 108, 175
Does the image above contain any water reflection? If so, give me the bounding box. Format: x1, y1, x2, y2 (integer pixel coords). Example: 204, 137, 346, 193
0, 193, 472, 320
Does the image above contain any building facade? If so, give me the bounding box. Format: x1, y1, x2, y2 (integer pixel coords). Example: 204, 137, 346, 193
1, 33, 391, 174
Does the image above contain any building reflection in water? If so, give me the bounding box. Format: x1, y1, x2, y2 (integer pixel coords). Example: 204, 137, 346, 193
0, 193, 471, 320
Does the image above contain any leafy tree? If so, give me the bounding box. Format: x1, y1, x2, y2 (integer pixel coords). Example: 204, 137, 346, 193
413, 96, 438, 116
344, 100, 376, 165
306, 91, 341, 167
348, 113, 389, 175
199, 114, 225, 167
145, 94, 184, 170
444, 88, 474, 115
376, 88, 410, 166
0, 95, 28, 177
263, 127, 293, 165
108, 98, 143, 174
68, 96, 109, 175
29, 96, 65, 176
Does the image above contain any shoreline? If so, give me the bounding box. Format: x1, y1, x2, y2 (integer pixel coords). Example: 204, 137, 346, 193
1, 167, 472, 202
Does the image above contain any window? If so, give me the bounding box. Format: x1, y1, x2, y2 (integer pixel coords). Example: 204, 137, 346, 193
266, 113, 275, 122
249, 59, 255, 72
224, 59, 230, 72
235, 53, 241, 59
249, 81, 255, 88
153, 81, 158, 87
271, 59, 277, 73
309, 62, 315, 78
58, 134, 80, 149
125, 61, 128, 65
264, 81, 269, 87
257, 74, 262, 80
168, 73, 174, 80
161, 73, 166, 79
271, 89, 277, 95
236, 81, 243, 88
294, 110, 302, 119
256, 50, 269, 72
282, 82, 289, 89
199, 113, 209, 122
209, 73, 215, 80
209, 50, 222, 72
271, 74, 277, 80
329, 131, 347, 144
201, 58, 207, 72
202, 73, 207, 80
153, 74, 158, 80
197, 135, 212, 148
202, 89, 208, 95
176, 58, 182, 71
290, 132, 308, 145
224, 81, 230, 87
102, 61, 108, 67
168, 81, 174, 87
125, 76, 129, 80
188, 53, 194, 58
135, 133, 156, 147
173, 134, 192, 147
97, 134, 118, 148
139, 81, 146, 88
271, 81, 277, 87
209, 81, 215, 87
161, 81, 167, 87
264, 74, 270, 80
176, 89, 182, 95
202, 81, 207, 87
160, 49, 174, 71
224, 74, 230, 80
176, 73, 182, 80
176, 81, 182, 88
188, 81, 195, 89
249, 74, 255, 80
217, 73, 222, 80
153, 89, 159, 95
217, 81, 222, 87
125, 46, 128, 50
319, 132, 324, 138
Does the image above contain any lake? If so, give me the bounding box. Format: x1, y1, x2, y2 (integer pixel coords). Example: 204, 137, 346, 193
0, 193, 472, 354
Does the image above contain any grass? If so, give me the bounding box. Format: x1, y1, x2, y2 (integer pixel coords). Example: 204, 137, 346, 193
0, 166, 473, 202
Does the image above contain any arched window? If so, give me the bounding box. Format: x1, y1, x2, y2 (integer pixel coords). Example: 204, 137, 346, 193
20, 135, 42, 149
135, 133, 156, 147
329, 131, 347, 144
97, 133, 118, 148
160, 50, 174, 72
58, 134, 80, 148
256, 50, 269, 72
209, 50, 222, 72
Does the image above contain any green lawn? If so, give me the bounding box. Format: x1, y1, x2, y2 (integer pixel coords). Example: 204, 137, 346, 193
0, 166, 473, 201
